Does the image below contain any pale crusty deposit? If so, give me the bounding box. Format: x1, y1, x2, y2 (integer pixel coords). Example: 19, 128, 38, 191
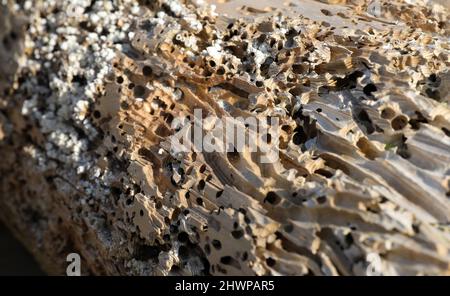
0, 0, 449, 275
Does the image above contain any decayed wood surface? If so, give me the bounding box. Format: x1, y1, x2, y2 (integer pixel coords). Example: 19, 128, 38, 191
0, 0, 449, 275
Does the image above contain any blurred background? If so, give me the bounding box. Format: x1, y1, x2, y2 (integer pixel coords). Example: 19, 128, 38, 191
0, 223, 44, 275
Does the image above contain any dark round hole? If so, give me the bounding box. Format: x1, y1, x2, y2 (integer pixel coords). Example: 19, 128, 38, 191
220, 256, 232, 265
177, 232, 189, 243
266, 257, 276, 267
264, 191, 280, 205
142, 66, 153, 76
231, 230, 244, 239
284, 223, 294, 233
197, 180, 206, 191
216, 67, 225, 75
211, 240, 222, 250
133, 85, 147, 98
317, 196, 327, 204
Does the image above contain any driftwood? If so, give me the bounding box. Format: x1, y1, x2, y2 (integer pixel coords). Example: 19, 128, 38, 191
0, 0, 449, 275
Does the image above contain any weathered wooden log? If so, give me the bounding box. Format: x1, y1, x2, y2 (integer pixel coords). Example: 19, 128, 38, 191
0, 0, 449, 275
